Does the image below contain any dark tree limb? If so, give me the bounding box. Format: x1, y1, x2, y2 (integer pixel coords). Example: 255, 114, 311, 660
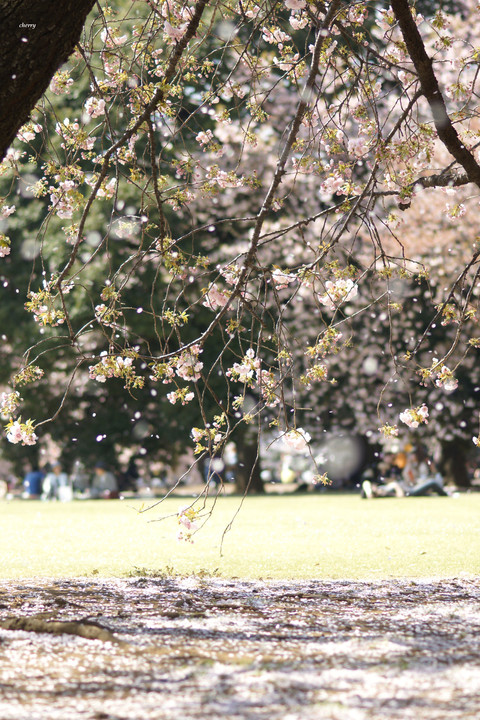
390, 0, 480, 188
0, 0, 95, 162
414, 169, 470, 190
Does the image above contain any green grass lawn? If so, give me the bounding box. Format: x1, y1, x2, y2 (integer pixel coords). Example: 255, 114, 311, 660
0, 493, 479, 579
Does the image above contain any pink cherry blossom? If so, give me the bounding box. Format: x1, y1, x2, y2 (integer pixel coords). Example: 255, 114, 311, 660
283, 428, 311, 452
164, 21, 188, 42
6, 420, 37, 445
399, 405, 429, 429
203, 284, 230, 310
6, 422, 24, 444
319, 278, 358, 311
196, 130, 213, 147
271, 269, 296, 290
85, 97, 106, 118
0, 205, 15, 218
285, 0, 306, 9
191, 428, 203, 443
176, 345, 203, 382
289, 16, 308, 30
434, 365, 458, 392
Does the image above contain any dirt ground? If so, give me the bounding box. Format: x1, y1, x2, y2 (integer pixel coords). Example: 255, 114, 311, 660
0, 576, 479, 719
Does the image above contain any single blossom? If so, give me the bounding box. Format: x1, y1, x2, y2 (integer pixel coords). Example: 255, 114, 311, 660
164, 21, 188, 41
191, 427, 203, 442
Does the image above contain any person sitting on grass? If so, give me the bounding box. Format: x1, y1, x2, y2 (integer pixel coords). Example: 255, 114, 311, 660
361, 452, 405, 499
90, 462, 119, 499
400, 447, 448, 497
41, 462, 70, 501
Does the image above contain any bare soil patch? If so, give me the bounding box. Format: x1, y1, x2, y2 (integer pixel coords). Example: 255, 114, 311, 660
0, 577, 479, 719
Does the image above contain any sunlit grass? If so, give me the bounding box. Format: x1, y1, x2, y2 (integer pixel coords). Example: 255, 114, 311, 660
0, 493, 479, 579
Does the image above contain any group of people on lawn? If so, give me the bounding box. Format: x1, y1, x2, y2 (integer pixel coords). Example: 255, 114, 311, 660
361, 446, 449, 499
23, 461, 119, 501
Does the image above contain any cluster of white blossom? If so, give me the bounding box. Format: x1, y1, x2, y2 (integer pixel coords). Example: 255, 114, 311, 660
433, 364, 458, 392
175, 345, 203, 382
17, 122, 42, 143
282, 427, 311, 452
88, 353, 143, 389
271, 268, 297, 290
167, 389, 195, 405
49, 179, 78, 219
318, 278, 358, 311
399, 404, 429, 429
226, 349, 261, 385
0, 391, 21, 418
202, 284, 230, 311
6, 419, 37, 446
84, 97, 106, 118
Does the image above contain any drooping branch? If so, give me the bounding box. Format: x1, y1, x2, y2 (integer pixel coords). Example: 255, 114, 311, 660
0, 0, 96, 162
390, 0, 480, 188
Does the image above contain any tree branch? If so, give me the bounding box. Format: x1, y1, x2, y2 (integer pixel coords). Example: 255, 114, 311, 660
390, 0, 480, 188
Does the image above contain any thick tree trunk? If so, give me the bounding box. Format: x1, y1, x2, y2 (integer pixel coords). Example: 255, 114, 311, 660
0, 0, 95, 161
234, 426, 264, 494
439, 440, 471, 488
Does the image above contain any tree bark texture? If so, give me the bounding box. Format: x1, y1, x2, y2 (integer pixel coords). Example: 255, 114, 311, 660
439, 440, 471, 488
234, 426, 265, 494
0, 0, 95, 162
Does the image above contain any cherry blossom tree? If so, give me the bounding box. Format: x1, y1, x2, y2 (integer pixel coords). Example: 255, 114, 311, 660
2, 0, 480, 503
